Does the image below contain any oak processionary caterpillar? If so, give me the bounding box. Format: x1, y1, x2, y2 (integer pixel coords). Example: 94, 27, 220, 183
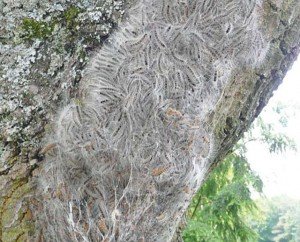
37, 0, 268, 241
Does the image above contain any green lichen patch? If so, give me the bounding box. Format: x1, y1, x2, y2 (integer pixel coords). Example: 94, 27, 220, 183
21, 18, 55, 41
64, 6, 82, 29
0, 179, 33, 242
19, 6, 82, 42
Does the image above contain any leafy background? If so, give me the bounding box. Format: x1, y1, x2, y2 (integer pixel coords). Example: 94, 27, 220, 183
183, 103, 299, 242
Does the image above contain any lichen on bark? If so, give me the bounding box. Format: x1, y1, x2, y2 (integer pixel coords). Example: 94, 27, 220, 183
1, 0, 127, 240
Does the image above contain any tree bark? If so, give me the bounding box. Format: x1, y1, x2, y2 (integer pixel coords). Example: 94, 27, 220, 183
0, 0, 299, 241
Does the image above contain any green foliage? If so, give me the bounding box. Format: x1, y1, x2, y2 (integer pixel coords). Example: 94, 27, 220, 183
183, 103, 296, 242
244, 101, 297, 154
253, 197, 300, 242
183, 152, 262, 242
253, 117, 296, 153
272, 102, 289, 127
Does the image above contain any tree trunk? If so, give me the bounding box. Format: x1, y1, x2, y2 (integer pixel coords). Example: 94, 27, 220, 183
0, 0, 299, 241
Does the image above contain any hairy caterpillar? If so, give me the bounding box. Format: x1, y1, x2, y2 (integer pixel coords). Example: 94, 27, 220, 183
37, 0, 268, 241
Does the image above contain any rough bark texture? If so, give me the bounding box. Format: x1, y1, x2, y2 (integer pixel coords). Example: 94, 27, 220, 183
0, 1, 128, 240
0, 0, 299, 241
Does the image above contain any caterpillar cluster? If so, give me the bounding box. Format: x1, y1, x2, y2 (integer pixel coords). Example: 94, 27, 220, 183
37, 0, 268, 241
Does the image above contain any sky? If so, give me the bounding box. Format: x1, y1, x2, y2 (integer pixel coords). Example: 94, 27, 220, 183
247, 57, 300, 199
